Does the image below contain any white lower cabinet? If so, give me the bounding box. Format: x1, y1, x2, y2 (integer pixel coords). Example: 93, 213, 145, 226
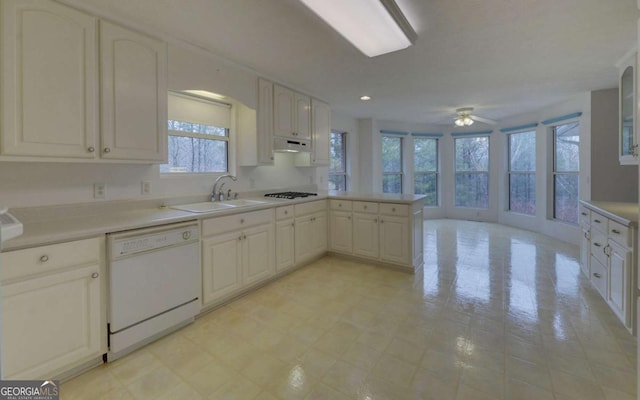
329, 210, 353, 254
579, 202, 637, 334
379, 215, 410, 265
201, 210, 275, 307
1, 238, 103, 380
607, 239, 631, 325
352, 212, 379, 259
275, 218, 295, 272
294, 200, 327, 263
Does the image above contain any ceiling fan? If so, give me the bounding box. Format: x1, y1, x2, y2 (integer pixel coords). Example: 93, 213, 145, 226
453, 107, 497, 126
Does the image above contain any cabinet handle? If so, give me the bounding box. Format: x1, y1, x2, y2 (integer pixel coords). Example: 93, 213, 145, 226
594, 219, 601, 223
240, 218, 245, 224
239, 235, 243, 241
91, 272, 99, 279
39, 255, 49, 262
88, 146, 95, 153
611, 229, 621, 234
581, 212, 587, 216
593, 273, 601, 279
380, 219, 384, 224
104, 147, 111, 153
374, 218, 378, 223
593, 242, 601, 247
243, 234, 247, 240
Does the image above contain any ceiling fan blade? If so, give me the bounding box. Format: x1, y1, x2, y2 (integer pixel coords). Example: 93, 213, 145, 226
470, 115, 497, 125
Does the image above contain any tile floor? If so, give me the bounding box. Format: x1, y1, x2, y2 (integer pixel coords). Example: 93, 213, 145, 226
62, 220, 637, 399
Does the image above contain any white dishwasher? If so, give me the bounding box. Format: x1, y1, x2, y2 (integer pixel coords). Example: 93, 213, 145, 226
107, 221, 200, 360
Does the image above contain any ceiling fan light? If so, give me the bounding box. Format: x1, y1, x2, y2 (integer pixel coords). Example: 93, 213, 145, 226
454, 118, 465, 127
464, 116, 474, 126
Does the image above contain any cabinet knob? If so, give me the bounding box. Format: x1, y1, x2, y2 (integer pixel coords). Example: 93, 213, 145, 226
91, 272, 99, 279
88, 147, 95, 153
104, 147, 111, 153
380, 219, 384, 224
611, 229, 621, 234
284, 210, 288, 215
182, 231, 191, 240
594, 219, 601, 223
291, 223, 295, 227
347, 216, 351, 220
581, 212, 587, 216
374, 218, 378, 223
238, 235, 243, 241
240, 218, 245, 224
364, 205, 367, 209
39, 255, 49, 263
338, 204, 342, 207
270, 156, 274, 160
593, 272, 601, 279
392, 207, 396, 212
593, 242, 601, 247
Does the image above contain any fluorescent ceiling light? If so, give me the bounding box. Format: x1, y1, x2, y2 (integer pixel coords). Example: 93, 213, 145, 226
300, 0, 417, 57
183, 90, 227, 101
360, 95, 372, 101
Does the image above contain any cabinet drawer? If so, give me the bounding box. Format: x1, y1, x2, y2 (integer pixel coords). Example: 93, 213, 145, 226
590, 212, 608, 233
579, 205, 590, 227
352, 201, 378, 214
202, 209, 273, 237
609, 220, 632, 248
2, 238, 100, 282
590, 229, 608, 266
590, 256, 608, 299
295, 200, 327, 216
329, 199, 352, 211
379, 203, 408, 216
276, 206, 294, 220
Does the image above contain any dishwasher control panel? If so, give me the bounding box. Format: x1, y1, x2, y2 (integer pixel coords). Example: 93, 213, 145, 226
110, 224, 199, 258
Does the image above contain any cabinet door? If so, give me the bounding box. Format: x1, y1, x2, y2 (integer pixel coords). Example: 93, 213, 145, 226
311, 99, 330, 165
202, 232, 242, 305
379, 215, 410, 265
311, 211, 327, 257
1, 0, 97, 158
243, 223, 275, 285
100, 21, 167, 161
2, 264, 101, 379
412, 209, 424, 268
352, 213, 378, 259
608, 240, 630, 325
580, 228, 590, 277
257, 78, 275, 164
273, 85, 295, 138
276, 219, 295, 272
294, 92, 311, 139
294, 216, 314, 262
330, 210, 353, 254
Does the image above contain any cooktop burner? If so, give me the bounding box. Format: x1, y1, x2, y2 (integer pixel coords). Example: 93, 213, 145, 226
264, 191, 318, 200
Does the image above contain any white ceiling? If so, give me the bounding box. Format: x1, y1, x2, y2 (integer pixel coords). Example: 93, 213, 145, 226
67, 0, 638, 126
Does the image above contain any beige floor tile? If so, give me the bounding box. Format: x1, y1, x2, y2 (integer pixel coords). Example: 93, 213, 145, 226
383, 337, 426, 365
591, 364, 637, 396
460, 364, 505, 400
409, 368, 459, 400
61, 366, 123, 400
304, 383, 350, 400
265, 364, 316, 399
507, 379, 554, 400
602, 387, 637, 400
294, 348, 337, 379
320, 360, 368, 398
209, 373, 262, 400
507, 356, 552, 390
108, 350, 164, 386
182, 359, 234, 395
550, 369, 606, 400
339, 340, 383, 371
370, 353, 417, 388
124, 365, 185, 399
240, 351, 287, 387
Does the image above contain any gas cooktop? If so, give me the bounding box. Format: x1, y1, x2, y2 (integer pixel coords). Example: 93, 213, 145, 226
264, 191, 318, 200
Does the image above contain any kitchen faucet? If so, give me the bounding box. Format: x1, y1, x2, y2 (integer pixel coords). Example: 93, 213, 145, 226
211, 174, 237, 202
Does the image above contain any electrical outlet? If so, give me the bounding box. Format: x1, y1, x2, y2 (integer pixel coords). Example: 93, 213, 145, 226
141, 180, 152, 195
94, 183, 106, 199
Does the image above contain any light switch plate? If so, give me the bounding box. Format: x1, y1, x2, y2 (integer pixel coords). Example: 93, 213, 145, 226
94, 183, 106, 199
141, 180, 152, 195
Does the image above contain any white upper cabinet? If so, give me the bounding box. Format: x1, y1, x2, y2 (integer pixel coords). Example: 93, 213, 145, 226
1, 0, 98, 158
1, 0, 168, 163
100, 21, 167, 162
617, 50, 637, 164
311, 99, 330, 165
274, 84, 310, 140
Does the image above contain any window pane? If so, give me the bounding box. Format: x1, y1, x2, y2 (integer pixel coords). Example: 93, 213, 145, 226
455, 172, 489, 208
330, 132, 346, 173
414, 138, 437, 172
554, 122, 579, 172
455, 137, 489, 171
328, 175, 346, 191
415, 173, 438, 207
554, 173, 579, 224
509, 173, 536, 215
383, 174, 402, 193
382, 136, 402, 173
509, 131, 536, 171
161, 136, 227, 173
167, 120, 227, 137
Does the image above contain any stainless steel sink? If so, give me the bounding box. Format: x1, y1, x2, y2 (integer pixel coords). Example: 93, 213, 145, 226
170, 202, 236, 213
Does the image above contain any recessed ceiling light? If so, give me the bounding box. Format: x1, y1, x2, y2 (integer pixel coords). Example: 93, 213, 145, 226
360, 95, 372, 101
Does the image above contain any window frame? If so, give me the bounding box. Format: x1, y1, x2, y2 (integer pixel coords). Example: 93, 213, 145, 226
329, 130, 348, 191
551, 121, 580, 225
382, 135, 404, 193
507, 130, 536, 215
162, 92, 232, 175
413, 137, 439, 207
454, 135, 490, 209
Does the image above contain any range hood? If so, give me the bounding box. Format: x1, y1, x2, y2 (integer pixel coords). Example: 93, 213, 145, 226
273, 136, 311, 153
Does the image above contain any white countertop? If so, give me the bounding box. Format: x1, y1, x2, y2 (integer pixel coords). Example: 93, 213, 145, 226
579, 200, 639, 226
3, 191, 426, 251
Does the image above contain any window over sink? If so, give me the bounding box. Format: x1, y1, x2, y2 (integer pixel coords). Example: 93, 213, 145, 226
161, 92, 231, 174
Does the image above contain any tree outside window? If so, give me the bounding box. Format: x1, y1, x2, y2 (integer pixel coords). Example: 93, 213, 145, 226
508, 131, 536, 215
329, 131, 347, 191
553, 122, 580, 224
414, 138, 438, 206
382, 136, 403, 193
455, 136, 489, 208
